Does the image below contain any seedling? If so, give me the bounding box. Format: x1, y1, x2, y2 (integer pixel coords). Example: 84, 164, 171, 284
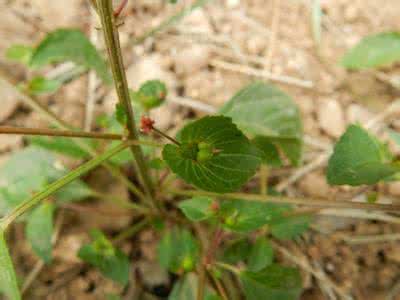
0, 2, 400, 300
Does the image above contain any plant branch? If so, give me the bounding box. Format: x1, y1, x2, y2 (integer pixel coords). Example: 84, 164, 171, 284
0, 142, 131, 231
0, 126, 163, 147
169, 189, 400, 212
96, 0, 156, 207
0, 75, 146, 203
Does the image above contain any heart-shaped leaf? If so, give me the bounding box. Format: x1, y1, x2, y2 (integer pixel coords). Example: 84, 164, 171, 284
163, 116, 262, 193
78, 230, 130, 286
240, 264, 302, 300
30, 29, 111, 84
0, 230, 21, 300
327, 124, 400, 185
220, 82, 303, 165
26, 202, 55, 263
341, 32, 400, 69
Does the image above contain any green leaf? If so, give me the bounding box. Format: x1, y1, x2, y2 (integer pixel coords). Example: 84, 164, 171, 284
222, 238, 252, 265
247, 238, 274, 272
169, 272, 221, 300
178, 197, 216, 221
220, 82, 303, 165
219, 200, 285, 233
30, 29, 111, 84
115, 103, 128, 126
78, 230, 130, 286
252, 136, 283, 167
26, 76, 62, 95
5, 44, 33, 65
29, 136, 91, 159
327, 124, 399, 185
135, 79, 167, 110
270, 214, 311, 240
25, 202, 55, 263
157, 227, 199, 274
163, 116, 262, 193
106, 294, 122, 300
0, 230, 21, 300
148, 158, 167, 170
388, 129, 400, 146
341, 32, 400, 70
240, 264, 302, 300
0, 147, 56, 216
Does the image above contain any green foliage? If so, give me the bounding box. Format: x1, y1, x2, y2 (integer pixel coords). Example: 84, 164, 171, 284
0, 147, 92, 216
240, 264, 302, 300
0, 230, 21, 300
115, 103, 128, 126
30, 29, 111, 84
163, 116, 262, 193
252, 136, 283, 167
222, 238, 252, 265
327, 124, 400, 185
270, 214, 311, 240
157, 227, 199, 274
26, 76, 62, 95
341, 32, 400, 69
178, 197, 216, 221
25, 202, 55, 263
5, 44, 33, 65
247, 238, 274, 272
29, 136, 91, 159
220, 82, 303, 165
169, 272, 220, 300
78, 230, 130, 286
134, 79, 167, 110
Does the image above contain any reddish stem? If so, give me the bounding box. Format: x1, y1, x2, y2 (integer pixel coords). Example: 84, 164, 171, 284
203, 228, 224, 267
113, 0, 128, 17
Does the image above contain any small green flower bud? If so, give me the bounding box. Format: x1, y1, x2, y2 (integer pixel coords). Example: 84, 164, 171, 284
181, 255, 194, 271
197, 149, 213, 162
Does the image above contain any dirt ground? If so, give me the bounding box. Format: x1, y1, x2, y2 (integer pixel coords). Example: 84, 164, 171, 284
1, 0, 400, 299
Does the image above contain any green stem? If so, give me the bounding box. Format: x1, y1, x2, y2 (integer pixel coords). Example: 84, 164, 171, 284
169, 189, 400, 212
0, 142, 131, 231
215, 262, 240, 275
96, 0, 156, 208
259, 165, 268, 195
0, 75, 146, 203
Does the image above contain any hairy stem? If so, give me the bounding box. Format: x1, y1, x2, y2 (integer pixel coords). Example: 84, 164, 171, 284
0, 126, 163, 147
0, 142, 131, 231
169, 189, 400, 212
96, 0, 156, 207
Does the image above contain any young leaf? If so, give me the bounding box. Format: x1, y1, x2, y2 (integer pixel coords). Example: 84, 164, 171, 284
247, 238, 274, 272
78, 230, 130, 286
220, 82, 303, 165
134, 79, 168, 110
240, 264, 302, 300
341, 32, 400, 70
26, 76, 62, 95
219, 200, 285, 233
163, 116, 262, 193
0, 230, 21, 300
270, 214, 311, 240
327, 124, 400, 185
178, 197, 216, 221
30, 29, 111, 84
29, 136, 91, 159
252, 136, 283, 167
157, 227, 199, 274
5, 44, 33, 65
25, 202, 55, 263
169, 272, 221, 300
